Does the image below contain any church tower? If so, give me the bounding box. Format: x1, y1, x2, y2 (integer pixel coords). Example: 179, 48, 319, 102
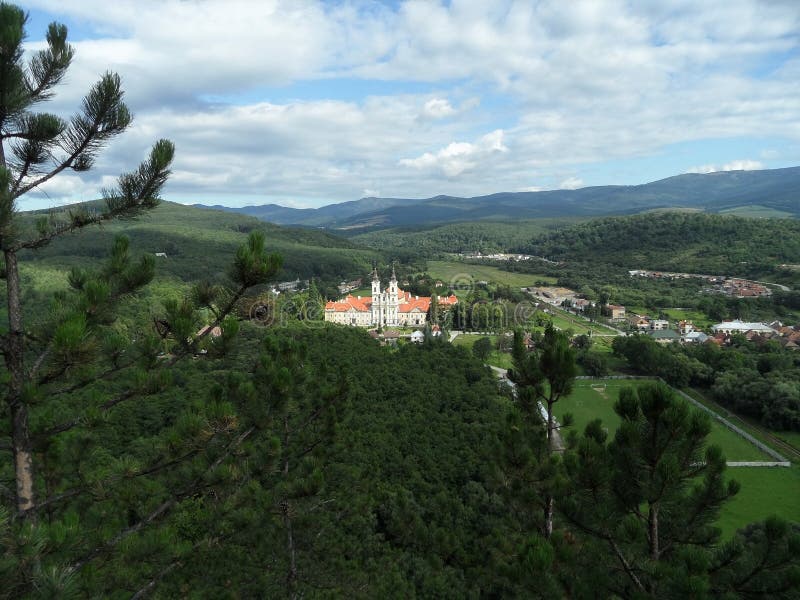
387, 264, 399, 326
371, 265, 383, 326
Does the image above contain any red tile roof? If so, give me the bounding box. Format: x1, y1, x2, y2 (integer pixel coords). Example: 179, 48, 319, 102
325, 289, 458, 314
325, 294, 373, 312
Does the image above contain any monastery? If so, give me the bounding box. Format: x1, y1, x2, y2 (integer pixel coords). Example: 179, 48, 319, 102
324, 267, 458, 327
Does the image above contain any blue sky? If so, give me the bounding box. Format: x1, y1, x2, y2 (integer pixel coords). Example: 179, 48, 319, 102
16, 0, 800, 209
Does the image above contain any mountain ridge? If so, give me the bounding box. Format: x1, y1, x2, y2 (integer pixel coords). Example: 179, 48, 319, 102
193, 166, 800, 229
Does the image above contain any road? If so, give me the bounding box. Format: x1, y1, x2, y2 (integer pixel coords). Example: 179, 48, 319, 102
488, 365, 565, 452
752, 280, 791, 292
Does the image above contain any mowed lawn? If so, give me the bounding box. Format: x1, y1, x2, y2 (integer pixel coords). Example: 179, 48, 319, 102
426, 260, 557, 289
552, 379, 799, 536
554, 380, 770, 461
719, 466, 800, 538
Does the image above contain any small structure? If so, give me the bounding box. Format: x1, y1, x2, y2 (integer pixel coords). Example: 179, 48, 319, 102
648, 329, 679, 344
155, 252, 167, 258
650, 319, 670, 331
604, 304, 626, 320
682, 331, 709, 343
410, 330, 425, 344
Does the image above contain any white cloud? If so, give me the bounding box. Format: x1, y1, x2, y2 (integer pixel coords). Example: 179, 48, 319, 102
399, 130, 508, 177
420, 98, 456, 119
15, 1, 800, 209
686, 159, 764, 174
363, 188, 380, 197
559, 177, 583, 190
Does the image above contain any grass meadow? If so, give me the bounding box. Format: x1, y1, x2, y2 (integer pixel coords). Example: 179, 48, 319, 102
426, 260, 557, 289
552, 379, 800, 537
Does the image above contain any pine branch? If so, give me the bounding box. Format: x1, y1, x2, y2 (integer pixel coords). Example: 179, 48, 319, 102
38, 283, 246, 441
67, 426, 255, 574
129, 558, 184, 600
23, 447, 205, 517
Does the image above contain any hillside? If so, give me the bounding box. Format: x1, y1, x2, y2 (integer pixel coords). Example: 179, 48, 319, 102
520, 212, 800, 281
17, 201, 380, 285
197, 166, 800, 229
351, 218, 582, 257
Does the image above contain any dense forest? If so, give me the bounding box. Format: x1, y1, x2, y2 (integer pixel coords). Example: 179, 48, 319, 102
2, 8, 799, 596
520, 212, 800, 284
612, 334, 800, 431
351, 219, 578, 258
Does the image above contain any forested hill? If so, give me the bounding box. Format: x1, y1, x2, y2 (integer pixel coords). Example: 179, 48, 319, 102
197, 166, 800, 229
18, 201, 379, 283
350, 218, 582, 258
520, 212, 800, 279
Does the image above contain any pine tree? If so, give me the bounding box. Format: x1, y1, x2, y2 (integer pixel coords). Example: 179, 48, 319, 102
0, 6, 284, 595
509, 324, 576, 538
559, 382, 742, 596
0, 2, 174, 517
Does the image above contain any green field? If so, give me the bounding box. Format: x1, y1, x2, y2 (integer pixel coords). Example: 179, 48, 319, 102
552, 379, 799, 536
426, 260, 557, 289
776, 431, 800, 449
719, 466, 800, 538
539, 305, 619, 336
660, 308, 713, 329
452, 334, 513, 369
555, 380, 770, 461
719, 205, 795, 219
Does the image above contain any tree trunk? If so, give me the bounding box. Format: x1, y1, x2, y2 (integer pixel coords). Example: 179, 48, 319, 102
283, 500, 297, 598
282, 416, 297, 598
4, 250, 36, 513
544, 399, 554, 538
544, 496, 554, 539
648, 503, 659, 560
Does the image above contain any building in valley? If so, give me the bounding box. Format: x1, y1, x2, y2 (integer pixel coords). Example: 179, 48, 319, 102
324, 266, 458, 328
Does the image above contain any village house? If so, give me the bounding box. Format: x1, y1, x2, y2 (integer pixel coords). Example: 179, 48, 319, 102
682, 331, 709, 343
649, 319, 670, 331
604, 304, 626, 320
570, 298, 594, 312
337, 278, 363, 295
627, 314, 651, 331
324, 267, 457, 328
647, 329, 679, 344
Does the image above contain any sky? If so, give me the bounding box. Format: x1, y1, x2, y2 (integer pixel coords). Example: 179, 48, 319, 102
17, 0, 800, 210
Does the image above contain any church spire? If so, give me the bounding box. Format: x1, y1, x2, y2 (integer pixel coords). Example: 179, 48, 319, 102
390, 262, 397, 282
372, 264, 379, 281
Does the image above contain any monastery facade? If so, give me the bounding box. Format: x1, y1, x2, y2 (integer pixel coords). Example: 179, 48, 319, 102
324, 267, 458, 328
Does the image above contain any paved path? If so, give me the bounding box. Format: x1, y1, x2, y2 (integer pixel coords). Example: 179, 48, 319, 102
488, 366, 565, 452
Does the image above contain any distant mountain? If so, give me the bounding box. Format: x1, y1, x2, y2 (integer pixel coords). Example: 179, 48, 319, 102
194, 166, 800, 230
195, 196, 411, 227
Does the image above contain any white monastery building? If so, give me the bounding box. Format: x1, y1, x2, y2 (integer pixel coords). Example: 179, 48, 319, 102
324, 267, 458, 327
711, 320, 775, 335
